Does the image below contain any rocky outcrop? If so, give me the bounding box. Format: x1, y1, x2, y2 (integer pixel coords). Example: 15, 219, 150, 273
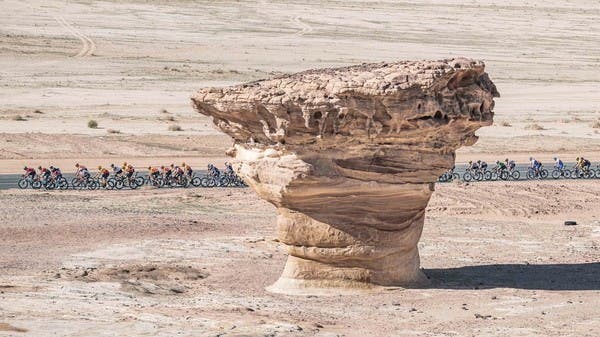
192, 58, 499, 293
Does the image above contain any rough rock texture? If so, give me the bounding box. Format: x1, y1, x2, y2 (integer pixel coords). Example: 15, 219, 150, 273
192, 58, 499, 293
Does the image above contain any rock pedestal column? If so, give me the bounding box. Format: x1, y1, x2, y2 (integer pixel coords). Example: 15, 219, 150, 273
192, 58, 499, 293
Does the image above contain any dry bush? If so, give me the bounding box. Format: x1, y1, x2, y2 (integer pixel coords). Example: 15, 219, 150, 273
592, 120, 600, 129
12, 115, 26, 121
499, 120, 512, 127
33, 109, 43, 114
168, 124, 182, 131
87, 119, 98, 129
525, 123, 545, 130
161, 109, 169, 114
107, 129, 121, 134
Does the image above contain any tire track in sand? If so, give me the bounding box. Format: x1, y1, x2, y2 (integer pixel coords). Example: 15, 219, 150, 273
55, 16, 96, 57
291, 16, 313, 36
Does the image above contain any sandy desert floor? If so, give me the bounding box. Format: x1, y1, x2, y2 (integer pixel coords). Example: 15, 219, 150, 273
1, 181, 599, 336
1, 0, 600, 336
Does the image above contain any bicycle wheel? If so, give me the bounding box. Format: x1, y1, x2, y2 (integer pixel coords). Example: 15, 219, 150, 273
551, 170, 561, 179
88, 180, 98, 190
499, 171, 509, 180
115, 179, 124, 190
191, 177, 201, 187
106, 178, 116, 190
462, 172, 472, 182
563, 169, 571, 179
219, 176, 231, 187
17, 179, 28, 189
135, 176, 145, 187
58, 178, 69, 190
32, 180, 42, 189
511, 170, 520, 180
483, 171, 492, 181
540, 169, 548, 179
585, 169, 595, 179
128, 179, 138, 189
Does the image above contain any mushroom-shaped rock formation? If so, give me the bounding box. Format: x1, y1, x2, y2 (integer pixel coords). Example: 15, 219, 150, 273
192, 58, 499, 294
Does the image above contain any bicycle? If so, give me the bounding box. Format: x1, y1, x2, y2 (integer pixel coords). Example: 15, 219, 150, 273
551, 167, 571, 179
526, 165, 548, 180
18, 175, 42, 189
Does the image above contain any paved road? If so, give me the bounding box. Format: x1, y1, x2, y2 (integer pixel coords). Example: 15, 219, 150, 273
3, 162, 597, 190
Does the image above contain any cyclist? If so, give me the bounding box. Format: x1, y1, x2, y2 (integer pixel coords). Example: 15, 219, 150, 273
468, 160, 479, 172
161, 165, 172, 181
170, 163, 182, 178
95, 166, 110, 186
477, 160, 488, 173
148, 166, 160, 181
208, 163, 221, 177
38, 166, 51, 183
224, 162, 234, 175
110, 163, 124, 178
50, 166, 63, 180
494, 160, 507, 172
183, 163, 193, 178
75, 163, 90, 179
23, 166, 37, 179
505, 158, 516, 172
553, 157, 564, 171
124, 164, 135, 179
582, 157, 591, 173
529, 157, 542, 176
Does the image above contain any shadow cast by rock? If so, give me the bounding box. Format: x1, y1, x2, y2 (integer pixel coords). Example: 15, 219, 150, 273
424, 263, 600, 290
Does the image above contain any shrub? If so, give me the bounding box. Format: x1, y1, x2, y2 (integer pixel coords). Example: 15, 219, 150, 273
33, 109, 43, 114
525, 123, 545, 130
168, 124, 182, 131
87, 119, 98, 129
499, 121, 512, 127
592, 121, 600, 129
12, 115, 26, 121
107, 129, 121, 134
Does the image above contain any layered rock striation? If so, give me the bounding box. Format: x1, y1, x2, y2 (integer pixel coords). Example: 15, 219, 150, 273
192, 58, 499, 293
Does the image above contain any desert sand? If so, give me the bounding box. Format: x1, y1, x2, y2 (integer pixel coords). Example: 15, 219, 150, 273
1, 0, 599, 336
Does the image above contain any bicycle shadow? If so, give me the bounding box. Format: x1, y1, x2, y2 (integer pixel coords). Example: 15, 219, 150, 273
424, 263, 600, 290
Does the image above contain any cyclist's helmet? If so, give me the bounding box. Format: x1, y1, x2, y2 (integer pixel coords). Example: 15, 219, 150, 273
75, 163, 79, 168
505, 158, 509, 162
38, 166, 42, 169
181, 162, 186, 167
160, 166, 165, 169
24, 166, 28, 170
477, 160, 481, 164
170, 163, 174, 168
110, 163, 115, 168
148, 166, 152, 170
553, 157, 557, 161
576, 157, 580, 161
98, 165, 102, 170
49, 166, 54, 170
529, 157, 533, 161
